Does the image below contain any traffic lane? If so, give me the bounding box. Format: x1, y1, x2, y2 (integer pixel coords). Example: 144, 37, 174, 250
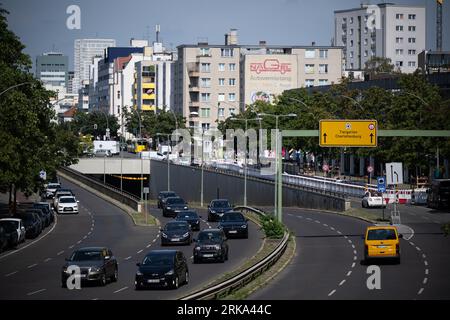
250, 210, 358, 299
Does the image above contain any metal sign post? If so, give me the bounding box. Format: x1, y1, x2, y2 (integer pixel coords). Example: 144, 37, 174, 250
143, 187, 149, 225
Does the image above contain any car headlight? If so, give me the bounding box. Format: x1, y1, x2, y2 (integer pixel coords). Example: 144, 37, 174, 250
136, 270, 143, 276
184, 206, 188, 210
89, 267, 101, 273
162, 233, 168, 238
214, 244, 221, 250
218, 225, 223, 229
166, 206, 172, 210
210, 210, 216, 213
165, 269, 174, 276
183, 232, 189, 238
58, 206, 63, 210
195, 246, 201, 251
241, 224, 247, 229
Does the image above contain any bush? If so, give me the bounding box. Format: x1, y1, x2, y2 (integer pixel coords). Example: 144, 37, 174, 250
260, 214, 285, 239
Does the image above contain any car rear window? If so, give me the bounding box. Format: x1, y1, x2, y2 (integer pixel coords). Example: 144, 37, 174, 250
167, 198, 184, 204
220, 212, 245, 222
367, 229, 397, 240
212, 201, 231, 208
165, 222, 189, 231
176, 211, 197, 219
59, 197, 76, 203
142, 253, 174, 266
71, 250, 103, 261
198, 231, 221, 241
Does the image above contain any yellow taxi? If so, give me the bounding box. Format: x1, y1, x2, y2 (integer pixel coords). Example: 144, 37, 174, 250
363, 226, 402, 264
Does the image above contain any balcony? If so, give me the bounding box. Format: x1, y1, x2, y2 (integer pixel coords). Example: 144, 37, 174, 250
189, 101, 200, 108
342, 23, 347, 31
189, 85, 200, 92
371, 31, 376, 39
188, 69, 200, 77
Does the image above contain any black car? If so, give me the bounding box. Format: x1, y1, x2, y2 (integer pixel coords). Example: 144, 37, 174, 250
135, 250, 189, 290
218, 211, 248, 239
157, 191, 178, 208
61, 247, 118, 287
162, 197, 188, 217
175, 210, 201, 231
193, 229, 229, 263
161, 221, 192, 246
207, 199, 233, 222
26, 208, 50, 228
33, 202, 54, 223
0, 222, 19, 249
18, 213, 42, 238
0, 226, 8, 252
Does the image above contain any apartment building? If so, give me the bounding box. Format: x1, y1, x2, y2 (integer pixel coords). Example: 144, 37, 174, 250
175, 30, 343, 129
35, 52, 68, 89
334, 3, 425, 73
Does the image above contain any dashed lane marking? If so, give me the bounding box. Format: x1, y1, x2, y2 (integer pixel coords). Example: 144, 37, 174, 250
113, 286, 128, 294
124, 256, 131, 261
339, 280, 346, 286
57, 251, 64, 256
5, 271, 18, 277
27, 264, 37, 269
27, 289, 46, 296
418, 288, 424, 295
44, 258, 52, 262
328, 289, 336, 297
137, 250, 143, 254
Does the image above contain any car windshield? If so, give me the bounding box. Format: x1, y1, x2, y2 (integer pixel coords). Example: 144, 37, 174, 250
367, 229, 397, 240
142, 253, 174, 266
48, 184, 60, 189
167, 198, 184, 205
165, 223, 189, 231
212, 201, 230, 208
0, 223, 15, 232
161, 192, 176, 198
59, 197, 76, 203
0, 221, 17, 229
198, 231, 221, 241
57, 193, 72, 198
220, 212, 245, 222
71, 250, 103, 261
176, 211, 197, 219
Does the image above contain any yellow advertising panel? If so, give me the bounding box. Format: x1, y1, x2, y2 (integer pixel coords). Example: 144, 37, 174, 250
319, 120, 378, 147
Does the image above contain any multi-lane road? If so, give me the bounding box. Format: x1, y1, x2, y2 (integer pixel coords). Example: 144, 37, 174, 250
0, 177, 263, 300
251, 204, 450, 299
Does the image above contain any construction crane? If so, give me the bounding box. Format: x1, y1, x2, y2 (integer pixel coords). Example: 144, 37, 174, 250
437, 0, 443, 51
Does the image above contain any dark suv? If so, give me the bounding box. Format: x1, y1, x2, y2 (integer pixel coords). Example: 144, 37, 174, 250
207, 199, 233, 222
218, 211, 248, 239
162, 197, 188, 217
160, 221, 192, 246
157, 191, 178, 208
193, 229, 229, 263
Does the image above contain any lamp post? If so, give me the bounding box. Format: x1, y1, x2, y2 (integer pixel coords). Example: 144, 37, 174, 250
0, 82, 34, 97
156, 133, 172, 191
189, 126, 207, 207
257, 113, 297, 222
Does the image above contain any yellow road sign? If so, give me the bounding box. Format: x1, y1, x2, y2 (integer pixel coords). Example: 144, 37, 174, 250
319, 120, 378, 147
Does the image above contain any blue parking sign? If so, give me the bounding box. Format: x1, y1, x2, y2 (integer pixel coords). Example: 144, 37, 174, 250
377, 176, 386, 193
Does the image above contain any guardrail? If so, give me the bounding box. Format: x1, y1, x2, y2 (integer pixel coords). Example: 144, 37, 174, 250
180, 206, 289, 300
58, 167, 143, 212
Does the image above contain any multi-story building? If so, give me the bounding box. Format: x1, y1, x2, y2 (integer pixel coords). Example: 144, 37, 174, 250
67, 71, 75, 94
73, 38, 116, 95
334, 3, 425, 73
35, 52, 68, 89
175, 29, 343, 129
78, 80, 89, 112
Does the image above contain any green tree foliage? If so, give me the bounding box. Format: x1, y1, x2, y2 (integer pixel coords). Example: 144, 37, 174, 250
70, 111, 119, 139
123, 108, 185, 138
364, 56, 397, 77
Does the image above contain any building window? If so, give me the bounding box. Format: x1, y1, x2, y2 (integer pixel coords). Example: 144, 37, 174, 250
408, 37, 416, 43
396, 13, 404, 19
218, 93, 225, 102
199, 47, 210, 56
229, 78, 236, 86
228, 93, 236, 101
200, 78, 211, 88
305, 64, 315, 74
319, 64, 328, 74
200, 108, 210, 118
364, 39, 368, 46
349, 51, 354, 58
350, 28, 354, 35
408, 49, 416, 55
142, 99, 154, 105
200, 93, 210, 102
305, 79, 314, 87
229, 63, 236, 71
408, 14, 416, 20
408, 26, 416, 32
396, 49, 404, 55
396, 61, 404, 67
408, 61, 416, 67
305, 49, 315, 59
218, 78, 225, 86
200, 63, 211, 72
364, 50, 368, 57
364, 27, 368, 34
350, 40, 354, 47
229, 108, 236, 116
218, 108, 225, 117
218, 63, 225, 72
319, 49, 328, 59
201, 123, 210, 130
350, 17, 354, 24
396, 25, 404, 31
221, 48, 233, 57
396, 37, 404, 44
318, 79, 328, 86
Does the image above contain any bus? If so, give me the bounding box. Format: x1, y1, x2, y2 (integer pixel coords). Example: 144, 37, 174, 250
427, 179, 450, 210
129, 139, 149, 153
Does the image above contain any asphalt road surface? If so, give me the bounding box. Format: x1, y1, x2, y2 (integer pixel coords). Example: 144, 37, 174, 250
0, 177, 263, 300
250, 204, 450, 300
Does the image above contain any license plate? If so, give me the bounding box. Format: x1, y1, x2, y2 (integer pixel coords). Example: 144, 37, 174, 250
203, 254, 214, 258
171, 238, 180, 241
64, 208, 73, 211
229, 230, 237, 234
147, 279, 160, 283
378, 245, 387, 248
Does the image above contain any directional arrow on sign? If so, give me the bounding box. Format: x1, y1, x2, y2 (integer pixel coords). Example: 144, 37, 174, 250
370, 133, 374, 143
323, 133, 327, 143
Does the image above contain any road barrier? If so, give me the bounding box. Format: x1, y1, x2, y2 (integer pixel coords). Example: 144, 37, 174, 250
180, 206, 289, 300
58, 167, 144, 213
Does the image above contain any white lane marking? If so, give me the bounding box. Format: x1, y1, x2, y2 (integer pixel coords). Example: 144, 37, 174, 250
5, 271, 18, 277
353, 256, 357, 261
353, 250, 357, 255
27, 288, 46, 296
190, 256, 194, 259
27, 263, 37, 269
306, 218, 312, 221
402, 225, 415, 240
0, 213, 58, 261
69, 245, 74, 249
409, 242, 415, 246
156, 234, 160, 238
152, 239, 157, 243
124, 256, 131, 261
344, 235, 348, 239
83, 236, 87, 240
337, 231, 342, 235
351, 263, 356, 268
339, 280, 346, 286
315, 220, 320, 224
287, 213, 293, 217
348, 239, 352, 244
137, 250, 143, 254
424, 261, 428, 266
416, 247, 421, 251
328, 289, 336, 297
425, 269, 429, 275
423, 216, 430, 220
351, 244, 355, 249
298, 216, 303, 218
323, 224, 328, 227
77, 240, 82, 244
113, 286, 128, 294
422, 254, 427, 259
57, 250, 64, 256
44, 258, 52, 262
146, 244, 151, 248
418, 288, 424, 295
92, 298, 99, 301
330, 227, 335, 231
433, 221, 440, 224
347, 271, 352, 277
423, 278, 428, 284
87, 232, 91, 236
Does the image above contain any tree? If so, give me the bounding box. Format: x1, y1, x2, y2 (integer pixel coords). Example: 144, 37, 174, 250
70, 111, 119, 139
364, 56, 397, 77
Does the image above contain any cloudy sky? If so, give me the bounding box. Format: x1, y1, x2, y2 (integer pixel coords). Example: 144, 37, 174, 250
2, 0, 449, 69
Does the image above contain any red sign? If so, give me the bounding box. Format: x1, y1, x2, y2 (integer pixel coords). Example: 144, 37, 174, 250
367, 166, 374, 173
250, 59, 292, 74
322, 164, 330, 172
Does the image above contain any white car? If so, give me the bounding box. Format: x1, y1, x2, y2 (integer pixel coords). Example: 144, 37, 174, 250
53, 190, 73, 209
362, 192, 386, 208
45, 182, 61, 199
0, 218, 26, 243
57, 196, 79, 214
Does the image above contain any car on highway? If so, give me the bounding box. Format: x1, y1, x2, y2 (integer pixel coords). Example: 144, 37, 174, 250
193, 229, 229, 263
17, 212, 42, 238
175, 210, 201, 231
162, 197, 188, 217
135, 250, 189, 290
157, 191, 178, 208
363, 226, 402, 264
207, 199, 233, 222
61, 247, 118, 287
362, 191, 386, 208
94, 149, 112, 157
53, 189, 75, 209
57, 196, 79, 214
25, 208, 51, 228
161, 221, 192, 246
0, 222, 19, 249
0, 218, 26, 243
0, 226, 9, 252
45, 182, 61, 199
218, 211, 248, 239
33, 202, 55, 223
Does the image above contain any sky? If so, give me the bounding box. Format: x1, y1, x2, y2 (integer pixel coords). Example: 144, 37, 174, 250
2, 0, 449, 70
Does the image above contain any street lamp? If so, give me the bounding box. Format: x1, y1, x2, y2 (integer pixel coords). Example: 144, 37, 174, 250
257, 113, 297, 222
156, 133, 172, 191
0, 82, 34, 97
336, 94, 364, 111
189, 126, 208, 207
230, 117, 262, 207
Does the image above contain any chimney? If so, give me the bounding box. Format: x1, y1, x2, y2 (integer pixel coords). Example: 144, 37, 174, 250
259, 40, 267, 47
225, 29, 238, 45
312, 41, 316, 46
